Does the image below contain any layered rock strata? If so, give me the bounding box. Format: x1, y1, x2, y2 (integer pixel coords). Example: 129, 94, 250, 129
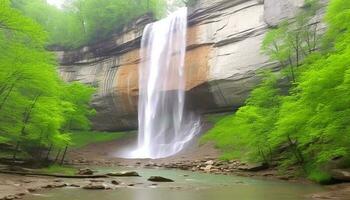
58, 0, 321, 131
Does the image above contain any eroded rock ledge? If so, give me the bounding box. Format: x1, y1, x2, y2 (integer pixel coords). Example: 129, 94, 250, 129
58, 0, 309, 131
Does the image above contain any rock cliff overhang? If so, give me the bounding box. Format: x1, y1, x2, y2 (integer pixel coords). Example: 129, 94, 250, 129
57, 0, 326, 131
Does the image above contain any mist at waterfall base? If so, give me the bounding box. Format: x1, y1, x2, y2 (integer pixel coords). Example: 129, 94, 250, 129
122, 8, 201, 159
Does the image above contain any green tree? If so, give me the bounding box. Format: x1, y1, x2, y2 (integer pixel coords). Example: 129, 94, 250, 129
61, 82, 96, 131
0, 0, 95, 163
202, 72, 281, 164
203, 0, 350, 183
261, 0, 321, 82
12, 0, 167, 48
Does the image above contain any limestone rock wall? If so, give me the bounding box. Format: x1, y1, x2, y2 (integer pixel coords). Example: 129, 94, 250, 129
58, 0, 310, 131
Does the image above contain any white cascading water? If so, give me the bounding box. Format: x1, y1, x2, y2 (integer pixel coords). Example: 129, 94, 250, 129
130, 8, 201, 159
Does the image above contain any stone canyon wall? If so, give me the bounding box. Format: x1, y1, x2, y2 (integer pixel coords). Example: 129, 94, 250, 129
57, 0, 323, 131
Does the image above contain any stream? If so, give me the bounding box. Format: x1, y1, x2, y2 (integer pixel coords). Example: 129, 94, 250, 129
23, 168, 324, 200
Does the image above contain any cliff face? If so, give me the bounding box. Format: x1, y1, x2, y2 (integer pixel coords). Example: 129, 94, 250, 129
58, 0, 317, 131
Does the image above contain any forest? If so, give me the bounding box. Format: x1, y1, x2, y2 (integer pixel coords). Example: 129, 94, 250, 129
11, 0, 166, 48
203, 0, 350, 183
0, 0, 95, 163
1, 0, 350, 199
0, 0, 167, 164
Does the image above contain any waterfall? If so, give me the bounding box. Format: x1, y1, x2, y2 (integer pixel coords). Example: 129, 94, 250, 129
131, 8, 200, 159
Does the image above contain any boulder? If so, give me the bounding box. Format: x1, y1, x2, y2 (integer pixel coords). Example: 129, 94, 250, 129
3, 195, 18, 200
27, 188, 37, 192
107, 171, 140, 177
331, 169, 350, 182
78, 168, 94, 175
148, 176, 174, 182
42, 183, 67, 189
111, 180, 121, 185
203, 165, 213, 172
69, 184, 80, 188
238, 163, 268, 172
205, 160, 215, 165
83, 183, 106, 190
89, 179, 104, 183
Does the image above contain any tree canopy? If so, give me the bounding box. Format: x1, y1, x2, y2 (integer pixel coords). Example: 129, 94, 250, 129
11, 0, 167, 49
0, 0, 95, 160
203, 0, 350, 183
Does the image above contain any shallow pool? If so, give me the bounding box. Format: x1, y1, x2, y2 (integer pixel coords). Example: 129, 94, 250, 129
24, 168, 324, 200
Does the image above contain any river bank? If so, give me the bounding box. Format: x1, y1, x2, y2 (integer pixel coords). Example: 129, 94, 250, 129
0, 165, 349, 200
1, 134, 350, 200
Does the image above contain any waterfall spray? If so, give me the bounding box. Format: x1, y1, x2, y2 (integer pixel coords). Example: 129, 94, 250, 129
130, 8, 200, 159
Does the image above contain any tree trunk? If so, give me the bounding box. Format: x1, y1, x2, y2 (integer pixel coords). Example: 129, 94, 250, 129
287, 135, 304, 165
20, 94, 41, 136
60, 146, 68, 165
12, 94, 42, 162
312, 23, 318, 51
46, 144, 53, 161
12, 142, 20, 165
54, 149, 61, 163
0, 82, 15, 112
0, 72, 22, 111
295, 34, 300, 67
288, 56, 296, 83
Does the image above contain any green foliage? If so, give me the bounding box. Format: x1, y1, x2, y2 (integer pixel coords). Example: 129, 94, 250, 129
323, 0, 350, 50
69, 131, 128, 148
270, 47, 350, 170
307, 167, 332, 184
12, 0, 167, 48
0, 0, 95, 161
61, 82, 96, 131
204, 113, 231, 124
261, 0, 321, 82
40, 164, 77, 175
202, 73, 281, 163
203, 0, 350, 182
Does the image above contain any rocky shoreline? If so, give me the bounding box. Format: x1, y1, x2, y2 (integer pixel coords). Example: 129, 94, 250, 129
0, 168, 175, 200
1, 136, 348, 200
1, 159, 350, 200
68, 157, 302, 182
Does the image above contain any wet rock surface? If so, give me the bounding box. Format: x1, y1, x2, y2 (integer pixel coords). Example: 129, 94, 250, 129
155, 159, 252, 175
107, 171, 140, 177
82, 183, 106, 190
41, 183, 67, 189
0, 160, 349, 200
148, 176, 174, 182
78, 168, 94, 175
111, 180, 121, 185
331, 169, 350, 182
237, 163, 269, 172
